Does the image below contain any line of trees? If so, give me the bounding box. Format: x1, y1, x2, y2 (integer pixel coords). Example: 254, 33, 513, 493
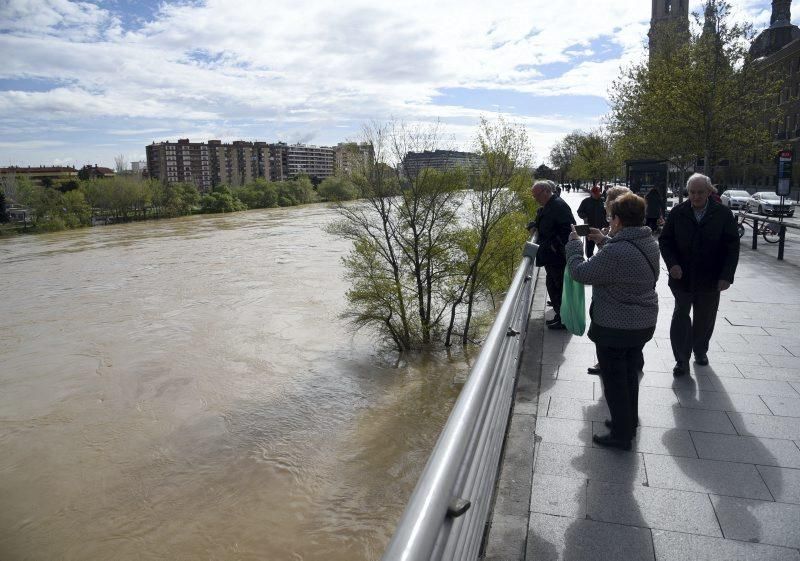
550, 1, 783, 194
0, 172, 362, 233
327, 117, 537, 351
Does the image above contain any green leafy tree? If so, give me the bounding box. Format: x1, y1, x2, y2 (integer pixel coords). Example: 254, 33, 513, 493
444, 116, 534, 346
328, 120, 467, 350
318, 175, 359, 202
235, 178, 279, 208
609, 0, 781, 192
200, 185, 247, 213
570, 130, 620, 186
0, 191, 7, 223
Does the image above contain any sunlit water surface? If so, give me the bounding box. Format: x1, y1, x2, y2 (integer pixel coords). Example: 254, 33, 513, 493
0, 205, 470, 561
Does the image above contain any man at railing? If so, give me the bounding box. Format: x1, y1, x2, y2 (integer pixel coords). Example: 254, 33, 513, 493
527, 180, 576, 330
659, 173, 740, 377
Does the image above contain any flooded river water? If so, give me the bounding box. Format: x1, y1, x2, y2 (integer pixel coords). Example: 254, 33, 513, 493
0, 204, 468, 561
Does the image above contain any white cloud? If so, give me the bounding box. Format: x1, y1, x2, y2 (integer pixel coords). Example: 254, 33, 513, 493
0, 0, 782, 165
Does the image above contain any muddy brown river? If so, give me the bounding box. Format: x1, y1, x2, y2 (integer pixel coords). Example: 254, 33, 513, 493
0, 204, 468, 561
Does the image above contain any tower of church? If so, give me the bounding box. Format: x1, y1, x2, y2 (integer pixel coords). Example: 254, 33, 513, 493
750, 0, 800, 59
648, 0, 690, 60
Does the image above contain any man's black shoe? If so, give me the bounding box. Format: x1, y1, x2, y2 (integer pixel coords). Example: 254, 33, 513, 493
547, 321, 567, 330
694, 353, 709, 366
592, 433, 631, 451
546, 315, 561, 325
587, 363, 601, 375
673, 361, 689, 377
547, 300, 552, 306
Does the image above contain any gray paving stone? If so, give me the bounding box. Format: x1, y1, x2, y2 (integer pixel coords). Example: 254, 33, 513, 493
643, 454, 773, 500
728, 412, 800, 440
691, 431, 800, 468
527, 512, 655, 561
483, 513, 528, 561
791, 382, 800, 396
652, 529, 800, 561
535, 417, 593, 447
709, 377, 800, 397
737, 364, 800, 382
637, 404, 737, 434
762, 395, 800, 417
539, 378, 594, 400
587, 480, 722, 536
697, 352, 771, 366
712, 494, 800, 549
626, 425, 697, 457
493, 414, 536, 517
641, 370, 718, 389
530, 473, 587, 518
555, 364, 599, 381
757, 465, 800, 504
674, 389, 773, 414
596, 383, 680, 407
762, 355, 800, 369
534, 442, 647, 485
545, 397, 607, 422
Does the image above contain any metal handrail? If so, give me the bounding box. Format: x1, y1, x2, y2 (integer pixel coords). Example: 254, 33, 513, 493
381, 240, 539, 561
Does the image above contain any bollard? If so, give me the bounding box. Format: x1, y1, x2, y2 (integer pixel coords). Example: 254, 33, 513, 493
779, 224, 786, 261
752, 217, 759, 250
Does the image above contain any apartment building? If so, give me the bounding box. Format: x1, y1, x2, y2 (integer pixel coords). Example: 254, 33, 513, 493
147, 139, 339, 189
146, 139, 212, 192
334, 142, 375, 176
401, 149, 481, 179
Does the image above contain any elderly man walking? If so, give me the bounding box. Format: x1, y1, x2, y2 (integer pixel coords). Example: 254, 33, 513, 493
659, 173, 740, 376
527, 180, 576, 330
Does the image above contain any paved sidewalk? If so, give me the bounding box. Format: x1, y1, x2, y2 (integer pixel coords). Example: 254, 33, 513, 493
485, 194, 800, 561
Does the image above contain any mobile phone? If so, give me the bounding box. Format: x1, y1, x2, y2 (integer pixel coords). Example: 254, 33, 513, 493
575, 224, 590, 236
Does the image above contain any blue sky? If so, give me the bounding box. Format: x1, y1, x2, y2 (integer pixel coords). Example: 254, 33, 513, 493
0, 0, 781, 168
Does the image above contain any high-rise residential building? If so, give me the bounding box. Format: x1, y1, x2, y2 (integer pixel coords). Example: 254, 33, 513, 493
286, 144, 334, 181
146, 139, 212, 192
334, 142, 375, 176
147, 139, 338, 188
401, 149, 481, 179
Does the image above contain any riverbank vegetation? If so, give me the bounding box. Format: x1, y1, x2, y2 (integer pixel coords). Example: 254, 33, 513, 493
328, 117, 537, 351
0, 172, 360, 235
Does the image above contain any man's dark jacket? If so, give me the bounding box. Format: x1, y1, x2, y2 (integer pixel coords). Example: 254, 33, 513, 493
528, 195, 576, 267
658, 199, 739, 292
577, 196, 608, 228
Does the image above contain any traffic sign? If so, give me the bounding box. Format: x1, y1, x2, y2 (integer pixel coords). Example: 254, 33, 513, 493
776, 150, 792, 196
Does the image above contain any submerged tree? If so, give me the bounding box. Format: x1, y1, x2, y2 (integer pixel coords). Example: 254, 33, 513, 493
329, 118, 534, 352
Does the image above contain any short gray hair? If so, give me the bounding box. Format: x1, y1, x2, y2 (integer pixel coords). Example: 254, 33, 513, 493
687, 173, 713, 191
604, 185, 631, 211
532, 180, 556, 194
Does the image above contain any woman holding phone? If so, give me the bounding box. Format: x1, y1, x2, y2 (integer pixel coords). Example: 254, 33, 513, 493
564, 193, 660, 450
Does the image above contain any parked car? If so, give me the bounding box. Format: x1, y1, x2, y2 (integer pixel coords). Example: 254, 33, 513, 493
720, 190, 751, 210
746, 192, 795, 217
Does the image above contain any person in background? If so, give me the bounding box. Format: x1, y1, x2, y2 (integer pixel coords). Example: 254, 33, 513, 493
659, 173, 740, 377
584, 185, 631, 375
527, 180, 576, 330
577, 185, 608, 257
565, 193, 660, 450
645, 186, 665, 233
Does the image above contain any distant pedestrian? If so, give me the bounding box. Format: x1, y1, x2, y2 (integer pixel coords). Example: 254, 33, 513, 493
645, 187, 665, 232
527, 180, 576, 330
659, 173, 740, 377
577, 185, 608, 257
566, 193, 659, 450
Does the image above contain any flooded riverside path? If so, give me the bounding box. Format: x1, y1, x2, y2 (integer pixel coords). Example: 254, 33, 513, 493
0, 204, 469, 561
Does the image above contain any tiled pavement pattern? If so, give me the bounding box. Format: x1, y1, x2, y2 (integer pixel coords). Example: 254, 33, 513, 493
484, 193, 800, 561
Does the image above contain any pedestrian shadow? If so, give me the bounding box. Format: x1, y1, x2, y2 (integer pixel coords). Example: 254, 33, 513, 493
663, 363, 782, 545
528, 399, 652, 560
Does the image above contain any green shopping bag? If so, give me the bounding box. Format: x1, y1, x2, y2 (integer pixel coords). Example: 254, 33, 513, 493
560, 265, 586, 336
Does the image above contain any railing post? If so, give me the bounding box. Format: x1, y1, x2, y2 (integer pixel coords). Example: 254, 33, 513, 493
752, 217, 759, 250
779, 223, 786, 261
